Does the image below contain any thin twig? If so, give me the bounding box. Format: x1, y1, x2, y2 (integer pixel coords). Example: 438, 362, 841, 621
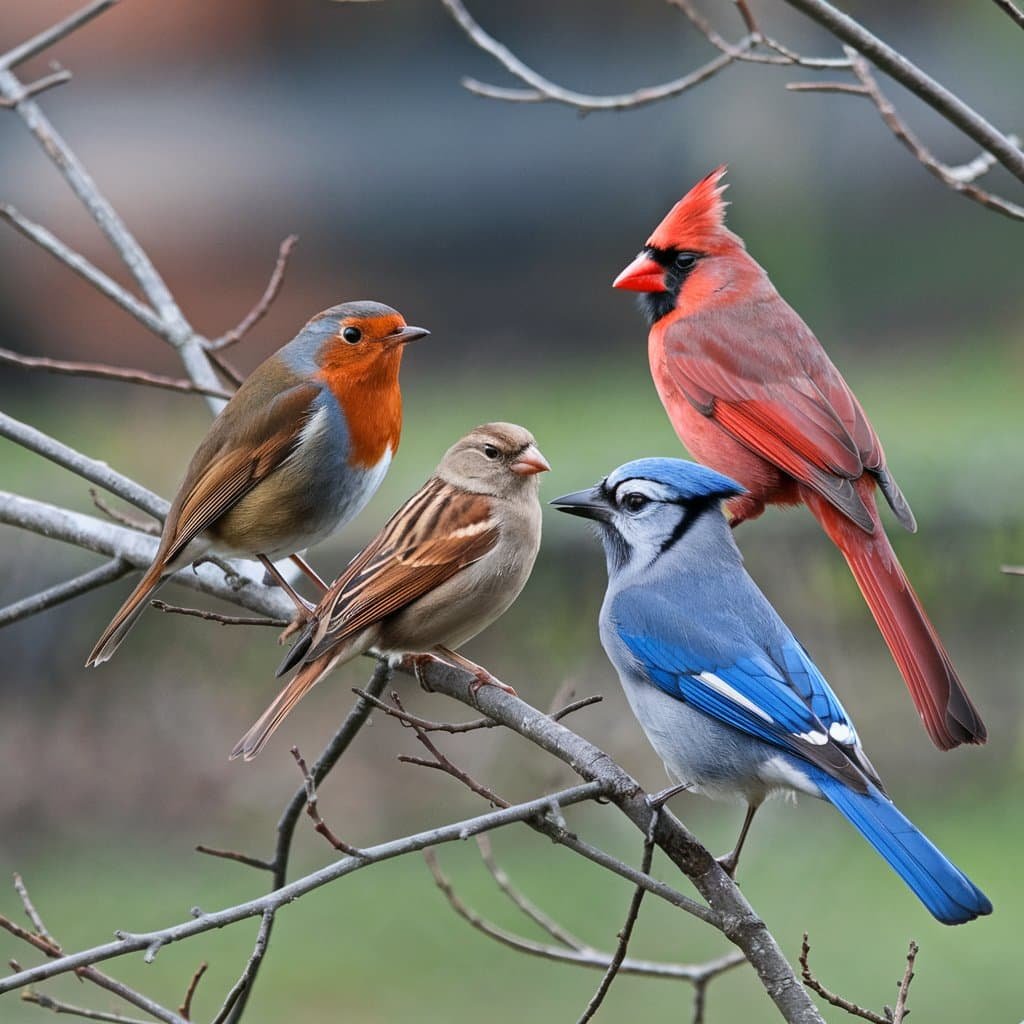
177, 963, 207, 1020
208, 236, 299, 351
89, 490, 160, 536
0, 346, 231, 399
209, 913, 273, 1024
13, 874, 51, 940
194, 846, 272, 873
150, 600, 288, 629
206, 349, 245, 388
476, 834, 586, 950
0, 70, 72, 107
0, 0, 115, 72
800, 932, 895, 1024
0, 782, 609, 993
443, 0, 748, 112
391, 691, 509, 807
575, 821, 657, 1023
423, 848, 735, 981
21, 989, 150, 1024
889, 942, 918, 1023
1001, 564, 1024, 575
290, 747, 365, 856
0, 560, 133, 628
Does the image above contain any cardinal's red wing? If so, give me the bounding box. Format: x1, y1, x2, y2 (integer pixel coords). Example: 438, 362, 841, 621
660, 314, 884, 532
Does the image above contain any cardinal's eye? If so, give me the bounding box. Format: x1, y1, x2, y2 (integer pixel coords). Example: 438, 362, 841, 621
675, 252, 699, 272
623, 492, 649, 513
483, 445, 500, 460
342, 326, 362, 344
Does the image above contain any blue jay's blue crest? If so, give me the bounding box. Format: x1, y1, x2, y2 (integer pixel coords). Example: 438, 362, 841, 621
553, 456, 992, 926
606, 458, 744, 504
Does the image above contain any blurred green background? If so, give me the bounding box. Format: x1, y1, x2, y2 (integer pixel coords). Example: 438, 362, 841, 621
1, 1, 1021, 1021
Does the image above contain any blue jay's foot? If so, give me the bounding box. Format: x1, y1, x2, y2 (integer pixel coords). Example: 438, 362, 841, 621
435, 645, 517, 697
716, 803, 760, 880
646, 782, 691, 811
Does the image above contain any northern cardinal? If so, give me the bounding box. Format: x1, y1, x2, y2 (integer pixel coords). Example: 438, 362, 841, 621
613, 168, 984, 750
87, 302, 428, 666
232, 423, 548, 759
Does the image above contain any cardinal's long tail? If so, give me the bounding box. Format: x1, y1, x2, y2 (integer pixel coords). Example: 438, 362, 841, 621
811, 770, 991, 924
86, 565, 166, 667
230, 652, 341, 761
804, 485, 986, 750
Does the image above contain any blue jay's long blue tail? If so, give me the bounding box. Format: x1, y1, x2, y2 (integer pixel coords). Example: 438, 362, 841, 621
811, 771, 992, 925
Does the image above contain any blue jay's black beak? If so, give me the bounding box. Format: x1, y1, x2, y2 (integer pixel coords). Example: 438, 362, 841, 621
550, 487, 612, 522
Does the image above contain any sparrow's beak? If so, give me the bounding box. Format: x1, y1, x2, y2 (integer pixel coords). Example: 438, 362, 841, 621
387, 325, 431, 347
550, 487, 611, 522
511, 444, 551, 476
613, 251, 666, 293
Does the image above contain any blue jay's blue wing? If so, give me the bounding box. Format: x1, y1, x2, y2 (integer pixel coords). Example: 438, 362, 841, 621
616, 592, 873, 793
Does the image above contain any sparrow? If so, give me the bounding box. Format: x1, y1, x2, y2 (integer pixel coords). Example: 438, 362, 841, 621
231, 422, 549, 760
553, 458, 991, 924
613, 167, 984, 750
87, 301, 428, 666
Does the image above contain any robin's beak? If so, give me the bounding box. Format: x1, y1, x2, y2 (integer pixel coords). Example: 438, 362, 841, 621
510, 444, 551, 476
613, 251, 666, 293
387, 325, 431, 347
550, 486, 612, 521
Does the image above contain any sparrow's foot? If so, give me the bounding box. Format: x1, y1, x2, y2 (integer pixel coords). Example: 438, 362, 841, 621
469, 668, 517, 697
277, 610, 312, 646
403, 652, 447, 692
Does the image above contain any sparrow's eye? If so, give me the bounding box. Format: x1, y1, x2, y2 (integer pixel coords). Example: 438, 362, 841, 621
482, 444, 500, 460
675, 252, 699, 272
622, 492, 649, 514
342, 326, 362, 344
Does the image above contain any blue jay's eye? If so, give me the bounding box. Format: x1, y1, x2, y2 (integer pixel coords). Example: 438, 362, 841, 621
622, 492, 649, 514
342, 326, 362, 344
483, 444, 500, 460
675, 252, 699, 271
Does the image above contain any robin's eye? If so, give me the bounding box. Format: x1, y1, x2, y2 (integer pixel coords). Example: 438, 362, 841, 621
483, 445, 500, 460
342, 326, 362, 344
623, 492, 649, 513
675, 252, 699, 272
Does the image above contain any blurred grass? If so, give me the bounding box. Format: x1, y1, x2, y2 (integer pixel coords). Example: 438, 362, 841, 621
4, 784, 1020, 1024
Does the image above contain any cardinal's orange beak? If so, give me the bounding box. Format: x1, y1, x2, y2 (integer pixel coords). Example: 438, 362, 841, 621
511, 445, 551, 476
613, 252, 666, 293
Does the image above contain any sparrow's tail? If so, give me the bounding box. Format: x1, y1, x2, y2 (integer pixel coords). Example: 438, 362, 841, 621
230, 652, 340, 761
86, 565, 166, 667
806, 486, 985, 750
812, 770, 991, 925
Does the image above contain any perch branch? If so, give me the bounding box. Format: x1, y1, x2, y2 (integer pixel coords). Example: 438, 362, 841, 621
0, 559, 131, 628
0, 346, 232, 400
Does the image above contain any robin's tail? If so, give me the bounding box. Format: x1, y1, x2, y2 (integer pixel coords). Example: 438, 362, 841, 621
86, 565, 166, 667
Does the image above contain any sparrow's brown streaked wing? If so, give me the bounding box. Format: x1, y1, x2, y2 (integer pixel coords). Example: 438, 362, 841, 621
161, 382, 321, 564
304, 479, 500, 660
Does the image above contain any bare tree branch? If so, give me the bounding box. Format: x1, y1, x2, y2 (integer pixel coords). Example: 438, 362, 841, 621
0, 70, 72, 108
194, 847, 272, 873
0, 0, 115, 72
790, 49, 1024, 222
576, 823, 656, 1023
423, 847, 742, 982
150, 600, 289, 629
799, 933, 919, 1024
0, 559, 131, 628
991, 0, 1024, 30
177, 962, 207, 1020
88, 490, 160, 536
1001, 564, 1024, 575
0, 782, 610, 994
209, 913, 272, 1024
21, 989, 150, 1024
290, 747, 365, 856
0, 346, 232, 400
208, 236, 299, 351
781, 0, 1024, 184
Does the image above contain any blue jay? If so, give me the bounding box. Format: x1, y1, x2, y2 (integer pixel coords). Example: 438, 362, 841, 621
552, 458, 991, 925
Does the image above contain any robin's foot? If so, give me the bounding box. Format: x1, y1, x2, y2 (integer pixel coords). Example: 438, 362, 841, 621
469, 668, 517, 697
